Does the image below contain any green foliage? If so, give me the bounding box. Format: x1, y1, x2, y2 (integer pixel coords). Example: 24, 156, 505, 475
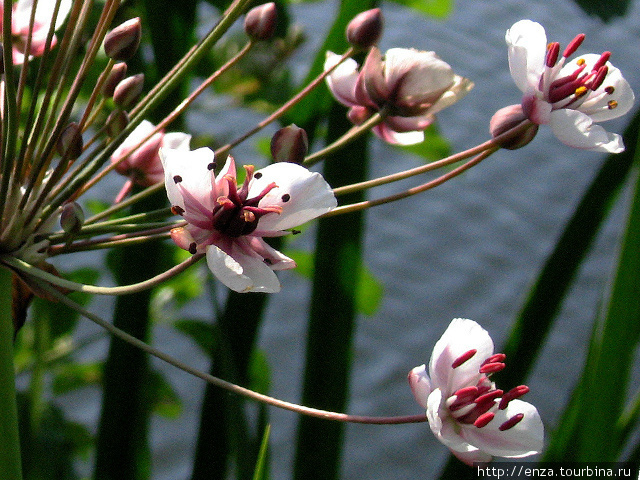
173, 319, 218, 357
570, 0, 630, 21
387, 0, 453, 18
252, 424, 271, 480
52, 362, 102, 395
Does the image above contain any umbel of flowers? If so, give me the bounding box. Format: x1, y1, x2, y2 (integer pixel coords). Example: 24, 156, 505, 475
0, 1, 634, 479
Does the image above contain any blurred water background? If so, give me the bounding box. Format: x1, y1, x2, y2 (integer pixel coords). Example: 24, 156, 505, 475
52, 0, 640, 478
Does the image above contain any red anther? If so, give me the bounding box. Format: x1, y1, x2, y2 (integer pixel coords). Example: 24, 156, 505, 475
452, 349, 477, 368
499, 413, 524, 431
473, 412, 495, 428
482, 354, 506, 365
479, 362, 506, 374
548, 76, 585, 104
593, 51, 611, 72
475, 389, 503, 406
499, 385, 530, 410
453, 386, 479, 400
545, 42, 560, 68
563, 33, 586, 58
589, 66, 608, 91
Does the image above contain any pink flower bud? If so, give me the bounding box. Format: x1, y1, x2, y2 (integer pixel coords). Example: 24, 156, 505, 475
113, 74, 144, 109
56, 123, 83, 160
244, 3, 277, 41
60, 202, 85, 235
270, 125, 308, 164
102, 62, 128, 98
106, 110, 130, 137
346, 8, 383, 50
489, 104, 539, 150
104, 18, 142, 61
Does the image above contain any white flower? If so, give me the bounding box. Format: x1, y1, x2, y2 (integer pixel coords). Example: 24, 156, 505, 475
1, 0, 72, 64
408, 318, 544, 465
505, 19, 634, 153
325, 47, 472, 145
160, 147, 337, 293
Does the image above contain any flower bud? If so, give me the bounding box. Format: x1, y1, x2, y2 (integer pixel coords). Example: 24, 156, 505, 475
490, 104, 539, 150
60, 202, 85, 235
244, 3, 277, 41
106, 109, 129, 137
113, 74, 144, 109
56, 123, 83, 160
102, 62, 128, 98
104, 18, 142, 61
271, 124, 308, 164
346, 8, 383, 50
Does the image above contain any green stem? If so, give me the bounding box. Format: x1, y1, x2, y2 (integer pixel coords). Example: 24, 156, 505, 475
0, 267, 23, 480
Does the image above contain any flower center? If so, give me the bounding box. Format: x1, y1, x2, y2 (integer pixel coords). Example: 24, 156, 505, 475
211, 165, 282, 238
541, 34, 615, 110
445, 349, 529, 431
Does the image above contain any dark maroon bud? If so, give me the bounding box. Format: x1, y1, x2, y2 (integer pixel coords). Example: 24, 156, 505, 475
244, 3, 277, 41
271, 124, 308, 164
104, 18, 142, 61
346, 8, 383, 50
106, 109, 129, 137
490, 104, 539, 150
57, 123, 83, 160
102, 62, 128, 98
60, 202, 85, 235
113, 74, 144, 109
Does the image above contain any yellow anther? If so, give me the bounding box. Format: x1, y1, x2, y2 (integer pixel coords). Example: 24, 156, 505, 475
608, 100, 618, 110
575, 86, 588, 97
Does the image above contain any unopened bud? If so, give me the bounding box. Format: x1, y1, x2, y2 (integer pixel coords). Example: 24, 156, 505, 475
113, 74, 144, 109
106, 110, 129, 137
60, 202, 85, 235
244, 3, 277, 41
346, 8, 383, 50
102, 62, 128, 98
271, 124, 308, 164
57, 123, 83, 160
104, 18, 142, 61
490, 104, 538, 150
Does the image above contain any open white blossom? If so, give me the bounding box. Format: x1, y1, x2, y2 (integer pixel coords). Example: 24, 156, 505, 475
505, 19, 634, 153
408, 318, 544, 465
161, 147, 337, 293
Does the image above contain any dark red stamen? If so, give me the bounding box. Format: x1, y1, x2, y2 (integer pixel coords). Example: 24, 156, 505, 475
475, 389, 503, 406
499, 413, 524, 431
589, 66, 608, 91
499, 385, 530, 410
545, 42, 560, 68
452, 349, 477, 368
479, 362, 506, 374
563, 33, 585, 58
482, 354, 506, 365
473, 412, 495, 428
592, 51, 611, 72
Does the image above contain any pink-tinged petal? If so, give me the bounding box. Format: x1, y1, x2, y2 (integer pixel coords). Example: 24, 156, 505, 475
429, 318, 494, 395
426, 389, 477, 454
160, 146, 218, 213
550, 109, 624, 152
239, 236, 296, 271
113, 120, 156, 159
248, 162, 336, 232
206, 244, 281, 293
384, 114, 434, 133
14, 0, 71, 33
460, 399, 544, 458
361, 46, 390, 106
373, 123, 424, 146
450, 448, 493, 466
324, 52, 361, 107
408, 364, 432, 410
505, 20, 547, 93
522, 93, 552, 125
430, 75, 474, 115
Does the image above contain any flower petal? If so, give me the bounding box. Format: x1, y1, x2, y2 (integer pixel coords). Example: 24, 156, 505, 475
427, 389, 478, 454
429, 318, 494, 395
206, 244, 281, 293
325, 51, 361, 107
459, 399, 544, 458
249, 163, 336, 233
239, 236, 296, 271
550, 109, 624, 152
408, 364, 432, 409
373, 123, 424, 146
505, 20, 547, 93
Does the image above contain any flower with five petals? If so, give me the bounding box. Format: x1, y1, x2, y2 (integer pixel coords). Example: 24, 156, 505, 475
161, 147, 337, 293
408, 318, 544, 465
325, 47, 473, 145
505, 19, 634, 153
